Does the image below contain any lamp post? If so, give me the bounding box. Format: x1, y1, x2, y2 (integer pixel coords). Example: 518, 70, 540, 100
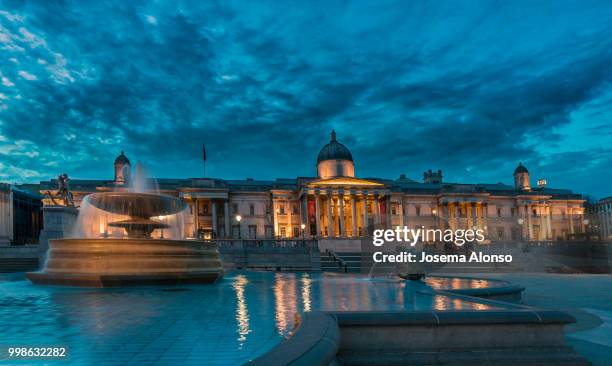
301, 223, 306, 242
235, 214, 242, 239
517, 218, 524, 242
431, 208, 439, 235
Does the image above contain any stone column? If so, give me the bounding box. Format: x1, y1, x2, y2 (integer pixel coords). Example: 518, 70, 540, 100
569, 207, 575, 234
302, 195, 310, 236
327, 194, 334, 237
443, 203, 449, 229
211, 200, 218, 237
374, 195, 380, 225
471, 202, 477, 229
454, 202, 459, 230
273, 202, 279, 237
546, 206, 552, 239
362, 195, 368, 235
288, 201, 293, 237
315, 193, 321, 237
385, 197, 391, 229
339, 194, 346, 236
539, 205, 546, 240
483, 203, 489, 236
351, 195, 357, 237
224, 200, 230, 238
194, 199, 199, 237
398, 198, 404, 227
527, 205, 533, 240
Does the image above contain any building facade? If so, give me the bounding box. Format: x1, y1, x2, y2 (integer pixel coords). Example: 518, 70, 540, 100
0, 183, 43, 246
32, 131, 586, 244
586, 197, 612, 240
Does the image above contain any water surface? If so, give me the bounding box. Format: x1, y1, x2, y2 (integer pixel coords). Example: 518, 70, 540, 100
0, 271, 500, 365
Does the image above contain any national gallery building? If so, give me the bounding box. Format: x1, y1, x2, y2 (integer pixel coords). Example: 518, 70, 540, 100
34, 131, 586, 245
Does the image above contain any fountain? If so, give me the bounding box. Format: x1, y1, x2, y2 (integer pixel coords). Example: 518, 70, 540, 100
27, 167, 223, 287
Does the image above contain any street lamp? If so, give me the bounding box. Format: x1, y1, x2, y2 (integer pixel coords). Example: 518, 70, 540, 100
235, 214, 242, 239
301, 223, 306, 241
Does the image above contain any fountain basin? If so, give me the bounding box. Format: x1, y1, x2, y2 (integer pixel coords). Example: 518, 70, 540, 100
27, 238, 223, 287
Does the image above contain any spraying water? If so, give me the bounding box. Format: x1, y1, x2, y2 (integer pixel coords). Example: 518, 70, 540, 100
71, 161, 186, 239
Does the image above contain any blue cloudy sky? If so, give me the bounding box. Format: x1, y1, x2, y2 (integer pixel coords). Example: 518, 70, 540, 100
0, 1, 611, 198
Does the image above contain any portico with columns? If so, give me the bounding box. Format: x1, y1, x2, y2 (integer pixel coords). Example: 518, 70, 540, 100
299, 177, 389, 238
180, 190, 230, 239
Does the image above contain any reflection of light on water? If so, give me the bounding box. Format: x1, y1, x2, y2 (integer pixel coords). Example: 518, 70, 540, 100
232, 275, 251, 347
451, 278, 461, 289
274, 274, 288, 334
300, 274, 312, 312
472, 302, 492, 310
425, 277, 494, 290
433, 295, 448, 310
453, 298, 464, 310
274, 273, 298, 336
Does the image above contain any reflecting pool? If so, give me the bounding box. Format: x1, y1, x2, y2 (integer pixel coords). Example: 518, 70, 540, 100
0, 271, 501, 365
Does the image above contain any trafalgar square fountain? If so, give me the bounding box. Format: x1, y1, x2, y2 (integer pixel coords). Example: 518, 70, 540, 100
27, 165, 223, 287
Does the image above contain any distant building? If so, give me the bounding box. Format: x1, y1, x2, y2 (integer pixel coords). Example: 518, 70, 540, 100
0, 183, 43, 246
586, 197, 612, 240
31, 130, 586, 246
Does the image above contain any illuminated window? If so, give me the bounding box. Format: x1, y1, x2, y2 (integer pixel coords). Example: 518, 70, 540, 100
293, 227, 300, 237
279, 205, 285, 215
280, 226, 286, 237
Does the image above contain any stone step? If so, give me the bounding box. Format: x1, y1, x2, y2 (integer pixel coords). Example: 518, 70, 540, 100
0, 258, 39, 273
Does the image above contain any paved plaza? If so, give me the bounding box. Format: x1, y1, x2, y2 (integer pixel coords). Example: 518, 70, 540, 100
473, 273, 612, 366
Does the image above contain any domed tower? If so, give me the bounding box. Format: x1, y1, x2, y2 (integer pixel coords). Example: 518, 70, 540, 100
316, 130, 355, 179
114, 150, 131, 185
513, 162, 530, 191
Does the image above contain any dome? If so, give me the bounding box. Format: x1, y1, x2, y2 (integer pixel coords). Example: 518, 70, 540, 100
114, 151, 130, 166
514, 162, 528, 175
316, 130, 353, 164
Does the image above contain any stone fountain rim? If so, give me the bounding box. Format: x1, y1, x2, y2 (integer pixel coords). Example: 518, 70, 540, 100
86, 191, 187, 217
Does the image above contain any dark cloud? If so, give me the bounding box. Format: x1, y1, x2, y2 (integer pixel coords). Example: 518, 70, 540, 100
0, 0, 611, 197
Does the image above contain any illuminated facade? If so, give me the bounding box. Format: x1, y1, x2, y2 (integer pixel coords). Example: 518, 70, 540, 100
586, 197, 612, 240
34, 130, 586, 244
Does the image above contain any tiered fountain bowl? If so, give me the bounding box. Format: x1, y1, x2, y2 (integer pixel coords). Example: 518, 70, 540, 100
27, 192, 223, 287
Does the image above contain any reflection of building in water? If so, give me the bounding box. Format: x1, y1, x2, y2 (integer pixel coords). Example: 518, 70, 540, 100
273, 273, 298, 336
231, 275, 251, 346
28, 130, 586, 247
300, 274, 312, 312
